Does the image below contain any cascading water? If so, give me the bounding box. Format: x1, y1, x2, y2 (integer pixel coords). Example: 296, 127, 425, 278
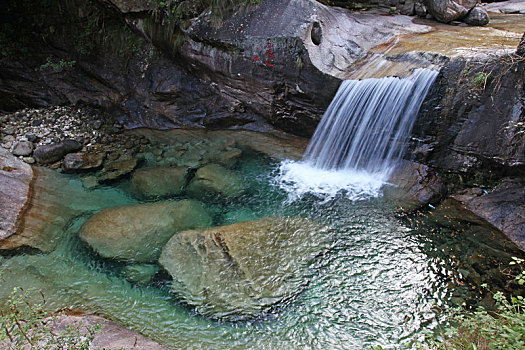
278, 68, 438, 200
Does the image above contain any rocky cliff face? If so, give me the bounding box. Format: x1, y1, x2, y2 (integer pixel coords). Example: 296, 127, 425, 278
0, 0, 437, 135
413, 56, 525, 180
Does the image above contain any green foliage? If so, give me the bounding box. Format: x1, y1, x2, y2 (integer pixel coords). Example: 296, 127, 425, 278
471, 72, 492, 90
38, 57, 76, 72
421, 259, 525, 350
0, 285, 99, 349
509, 257, 525, 286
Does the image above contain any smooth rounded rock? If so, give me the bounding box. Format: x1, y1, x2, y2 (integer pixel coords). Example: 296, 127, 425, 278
186, 164, 247, 198
384, 160, 446, 211
464, 7, 489, 26
159, 217, 330, 319
131, 167, 188, 198
33, 139, 82, 164
424, 0, 477, 23
79, 200, 212, 263
22, 157, 35, 164
2, 125, 15, 135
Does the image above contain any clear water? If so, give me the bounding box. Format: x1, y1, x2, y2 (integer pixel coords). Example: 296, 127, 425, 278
0, 149, 521, 349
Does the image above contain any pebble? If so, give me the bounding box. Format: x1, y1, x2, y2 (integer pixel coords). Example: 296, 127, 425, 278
22, 157, 35, 164
2, 125, 15, 135
93, 120, 102, 130
3, 135, 15, 143
12, 141, 34, 156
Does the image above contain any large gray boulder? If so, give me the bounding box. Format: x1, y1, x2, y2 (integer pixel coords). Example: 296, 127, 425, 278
33, 139, 82, 164
159, 217, 330, 319
131, 166, 188, 198
423, 0, 478, 23
79, 200, 212, 262
0, 148, 33, 244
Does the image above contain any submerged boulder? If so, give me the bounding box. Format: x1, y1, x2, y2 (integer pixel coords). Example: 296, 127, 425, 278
186, 164, 247, 198
79, 200, 212, 262
97, 158, 138, 182
121, 264, 159, 285
131, 166, 188, 198
159, 217, 330, 319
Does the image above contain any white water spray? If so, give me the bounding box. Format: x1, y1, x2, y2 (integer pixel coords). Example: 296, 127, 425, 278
277, 68, 439, 200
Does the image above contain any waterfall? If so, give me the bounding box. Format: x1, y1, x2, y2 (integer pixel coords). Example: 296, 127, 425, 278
277, 68, 438, 200
304, 68, 438, 174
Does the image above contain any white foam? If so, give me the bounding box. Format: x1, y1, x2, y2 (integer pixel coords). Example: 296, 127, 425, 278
275, 160, 388, 202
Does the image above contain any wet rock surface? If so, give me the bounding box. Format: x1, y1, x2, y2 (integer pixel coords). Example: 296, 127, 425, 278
63, 152, 106, 172
412, 57, 525, 179
385, 160, 447, 210
159, 217, 330, 318
79, 200, 212, 263
449, 178, 525, 250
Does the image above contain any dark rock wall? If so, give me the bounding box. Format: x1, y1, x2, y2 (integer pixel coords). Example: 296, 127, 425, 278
0, 0, 341, 134
411, 57, 525, 182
